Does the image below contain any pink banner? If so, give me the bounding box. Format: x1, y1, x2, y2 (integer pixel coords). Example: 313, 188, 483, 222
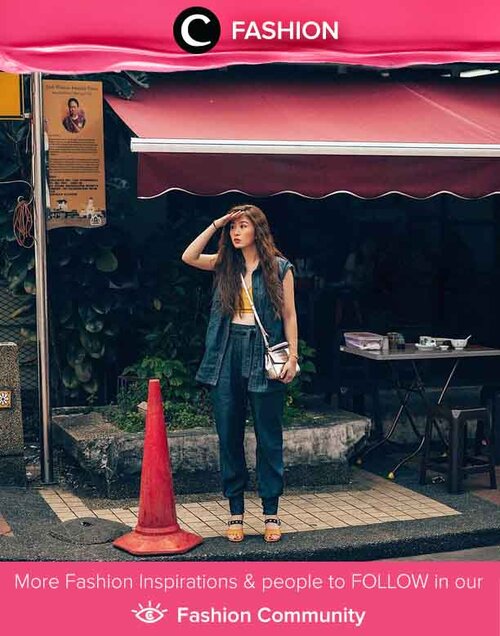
0, 561, 498, 634
2, 0, 500, 73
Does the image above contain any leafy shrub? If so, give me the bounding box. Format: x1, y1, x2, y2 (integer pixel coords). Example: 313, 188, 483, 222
121, 356, 199, 402
107, 382, 214, 433
283, 339, 317, 420
111, 339, 317, 432
0, 73, 152, 404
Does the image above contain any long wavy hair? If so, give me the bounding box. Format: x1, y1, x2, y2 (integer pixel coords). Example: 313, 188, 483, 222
213, 204, 286, 319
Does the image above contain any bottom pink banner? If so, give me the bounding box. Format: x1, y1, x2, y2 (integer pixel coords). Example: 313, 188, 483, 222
0, 561, 498, 634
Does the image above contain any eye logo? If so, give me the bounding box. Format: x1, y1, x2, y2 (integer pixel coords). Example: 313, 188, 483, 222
173, 7, 221, 54
132, 601, 168, 624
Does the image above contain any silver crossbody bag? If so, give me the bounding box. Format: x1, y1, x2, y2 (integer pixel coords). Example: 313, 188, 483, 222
240, 274, 300, 381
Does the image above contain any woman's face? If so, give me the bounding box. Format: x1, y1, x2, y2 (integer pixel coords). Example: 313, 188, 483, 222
229, 214, 255, 250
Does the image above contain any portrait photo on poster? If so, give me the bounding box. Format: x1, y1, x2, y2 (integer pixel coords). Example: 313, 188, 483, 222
62, 97, 86, 133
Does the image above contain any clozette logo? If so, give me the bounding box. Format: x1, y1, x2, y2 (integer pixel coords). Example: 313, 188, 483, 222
132, 601, 168, 624
173, 7, 221, 53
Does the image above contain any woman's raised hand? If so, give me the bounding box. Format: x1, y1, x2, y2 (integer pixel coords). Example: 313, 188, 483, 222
213, 210, 245, 229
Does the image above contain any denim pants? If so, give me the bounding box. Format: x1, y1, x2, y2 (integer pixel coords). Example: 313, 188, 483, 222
210, 323, 285, 516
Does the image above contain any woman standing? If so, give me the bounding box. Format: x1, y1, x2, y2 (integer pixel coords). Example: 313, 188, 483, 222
181, 204, 299, 543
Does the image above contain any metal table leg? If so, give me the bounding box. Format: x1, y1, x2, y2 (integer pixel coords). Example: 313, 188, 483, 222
364, 358, 382, 439
390, 361, 424, 440
357, 361, 421, 463
437, 360, 460, 405
388, 359, 460, 477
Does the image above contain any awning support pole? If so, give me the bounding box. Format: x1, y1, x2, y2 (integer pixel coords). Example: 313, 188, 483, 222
31, 72, 53, 484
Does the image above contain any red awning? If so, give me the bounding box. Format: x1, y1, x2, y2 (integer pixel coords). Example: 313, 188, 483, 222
105, 72, 500, 199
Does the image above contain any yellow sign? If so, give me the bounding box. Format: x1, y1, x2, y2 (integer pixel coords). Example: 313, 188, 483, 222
0, 73, 23, 119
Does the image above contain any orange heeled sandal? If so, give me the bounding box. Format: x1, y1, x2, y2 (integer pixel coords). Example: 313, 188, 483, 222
264, 517, 281, 543
227, 519, 244, 542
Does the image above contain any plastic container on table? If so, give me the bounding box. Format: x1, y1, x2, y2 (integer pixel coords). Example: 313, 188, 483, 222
344, 332, 384, 350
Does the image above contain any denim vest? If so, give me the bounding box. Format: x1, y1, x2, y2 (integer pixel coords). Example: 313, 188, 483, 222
195, 256, 294, 393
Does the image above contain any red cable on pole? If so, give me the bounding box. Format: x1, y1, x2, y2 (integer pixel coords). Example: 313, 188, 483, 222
13, 196, 35, 248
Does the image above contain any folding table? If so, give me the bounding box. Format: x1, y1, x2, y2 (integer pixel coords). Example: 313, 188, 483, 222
340, 344, 500, 477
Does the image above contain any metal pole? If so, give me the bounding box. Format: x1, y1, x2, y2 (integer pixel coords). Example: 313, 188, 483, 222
31, 72, 53, 483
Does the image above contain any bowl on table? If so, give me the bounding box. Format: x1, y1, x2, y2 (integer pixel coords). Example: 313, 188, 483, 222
419, 336, 437, 347
450, 338, 469, 350
415, 343, 436, 350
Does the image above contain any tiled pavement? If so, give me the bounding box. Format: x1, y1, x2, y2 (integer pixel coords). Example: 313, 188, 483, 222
37, 469, 460, 539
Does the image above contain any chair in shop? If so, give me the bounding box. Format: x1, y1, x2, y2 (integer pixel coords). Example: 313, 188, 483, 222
419, 404, 497, 494
479, 385, 500, 464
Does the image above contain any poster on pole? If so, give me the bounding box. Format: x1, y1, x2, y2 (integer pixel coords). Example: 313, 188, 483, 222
43, 79, 106, 229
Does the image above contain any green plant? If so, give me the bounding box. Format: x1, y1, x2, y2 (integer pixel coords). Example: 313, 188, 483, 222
0, 118, 37, 363
164, 400, 214, 429
131, 206, 214, 368
112, 337, 317, 431
284, 338, 317, 419
0, 118, 32, 279
50, 223, 148, 402
122, 356, 199, 402
0, 72, 150, 404
108, 378, 214, 433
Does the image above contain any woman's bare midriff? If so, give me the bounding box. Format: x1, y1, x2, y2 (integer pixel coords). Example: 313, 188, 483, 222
231, 313, 255, 326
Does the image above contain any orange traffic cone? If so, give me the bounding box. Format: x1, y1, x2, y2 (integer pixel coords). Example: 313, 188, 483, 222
113, 379, 203, 555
